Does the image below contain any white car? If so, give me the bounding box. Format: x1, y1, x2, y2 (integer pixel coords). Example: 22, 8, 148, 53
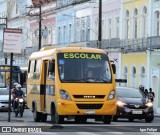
0, 88, 11, 111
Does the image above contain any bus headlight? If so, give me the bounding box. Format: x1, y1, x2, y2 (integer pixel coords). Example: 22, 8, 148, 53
60, 89, 71, 100
107, 90, 115, 100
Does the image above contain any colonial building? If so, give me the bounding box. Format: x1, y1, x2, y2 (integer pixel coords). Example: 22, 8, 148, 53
148, 0, 160, 114
120, 0, 149, 88
55, 0, 121, 78
0, 0, 30, 66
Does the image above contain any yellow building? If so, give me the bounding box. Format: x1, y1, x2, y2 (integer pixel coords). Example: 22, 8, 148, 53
120, 0, 149, 88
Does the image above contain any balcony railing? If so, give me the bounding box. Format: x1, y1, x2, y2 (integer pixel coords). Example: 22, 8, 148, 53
121, 38, 148, 53
56, 0, 91, 9
1, 36, 160, 65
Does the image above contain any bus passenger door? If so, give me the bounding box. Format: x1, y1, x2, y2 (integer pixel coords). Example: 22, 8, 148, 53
41, 60, 48, 112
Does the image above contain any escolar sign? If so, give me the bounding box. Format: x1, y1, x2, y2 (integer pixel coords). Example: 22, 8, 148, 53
64, 53, 102, 59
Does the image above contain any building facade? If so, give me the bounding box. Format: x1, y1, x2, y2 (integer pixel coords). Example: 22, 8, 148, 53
120, 0, 149, 88
149, 0, 160, 114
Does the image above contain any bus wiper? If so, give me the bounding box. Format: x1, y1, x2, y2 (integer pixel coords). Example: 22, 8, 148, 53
95, 78, 109, 82
75, 78, 91, 82
63, 79, 90, 82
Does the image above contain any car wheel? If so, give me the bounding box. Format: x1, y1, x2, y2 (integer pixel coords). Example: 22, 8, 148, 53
128, 118, 134, 122
145, 115, 154, 123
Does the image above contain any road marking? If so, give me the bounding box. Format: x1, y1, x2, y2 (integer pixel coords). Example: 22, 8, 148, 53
108, 132, 123, 134
77, 132, 101, 135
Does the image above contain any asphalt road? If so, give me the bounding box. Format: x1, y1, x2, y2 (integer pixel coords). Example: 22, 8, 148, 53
0, 109, 160, 135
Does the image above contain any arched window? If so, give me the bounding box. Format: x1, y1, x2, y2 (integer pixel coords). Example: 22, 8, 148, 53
125, 10, 130, 39
155, 11, 160, 36
141, 66, 145, 75
133, 8, 138, 38
133, 66, 136, 77
131, 66, 136, 87
142, 6, 147, 37
140, 66, 145, 86
123, 67, 128, 86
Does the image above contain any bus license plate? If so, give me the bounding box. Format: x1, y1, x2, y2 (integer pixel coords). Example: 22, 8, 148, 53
85, 110, 95, 115
132, 110, 142, 114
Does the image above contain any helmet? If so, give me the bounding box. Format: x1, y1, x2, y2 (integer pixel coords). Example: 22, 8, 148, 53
14, 82, 18, 86
16, 84, 22, 88
139, 85, 144, 90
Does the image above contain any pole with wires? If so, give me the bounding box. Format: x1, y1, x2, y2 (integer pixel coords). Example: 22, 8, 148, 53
26, 5, 42, 50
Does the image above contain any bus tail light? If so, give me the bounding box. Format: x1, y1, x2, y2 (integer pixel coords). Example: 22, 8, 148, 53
60, 89, 71, 100
107, 90, 115, 100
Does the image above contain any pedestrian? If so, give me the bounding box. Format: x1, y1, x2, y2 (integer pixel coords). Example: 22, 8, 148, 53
144, 89, 149, 96
139, 85, 145, 93
148, 88, 155, 102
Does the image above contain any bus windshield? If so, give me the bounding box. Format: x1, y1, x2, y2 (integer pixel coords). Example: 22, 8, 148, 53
57, 52, 112, 83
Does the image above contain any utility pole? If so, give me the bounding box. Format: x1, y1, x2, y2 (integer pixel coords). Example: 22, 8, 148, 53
98, 0, 102, 49
0, 17, 7, 64
27, 5, 42, 50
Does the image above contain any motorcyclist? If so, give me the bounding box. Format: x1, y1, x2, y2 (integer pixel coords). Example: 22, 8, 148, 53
11, 82, 18, 108
13, 84, 25, 111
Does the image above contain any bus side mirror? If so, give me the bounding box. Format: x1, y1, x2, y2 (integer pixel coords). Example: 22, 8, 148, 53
112, 64, 116, 74
49, 61, 55, 73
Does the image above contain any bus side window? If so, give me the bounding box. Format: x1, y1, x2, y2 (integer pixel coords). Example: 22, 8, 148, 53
48, 60, 55, 80
28, 60, 35, 79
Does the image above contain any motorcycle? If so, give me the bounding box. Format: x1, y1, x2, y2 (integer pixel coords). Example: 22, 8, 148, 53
14, 97, 25, 117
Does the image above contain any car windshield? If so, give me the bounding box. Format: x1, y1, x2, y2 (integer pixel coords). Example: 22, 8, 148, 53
58, 52, 112, 83
116, 88, 144, 98
0, 90, 9, 95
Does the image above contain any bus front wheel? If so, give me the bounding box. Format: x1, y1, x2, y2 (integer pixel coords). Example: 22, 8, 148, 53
51, 107, 64, 124
103, 115, 112, 124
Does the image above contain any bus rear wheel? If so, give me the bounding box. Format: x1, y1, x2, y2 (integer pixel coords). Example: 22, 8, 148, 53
33, 106, 41, 122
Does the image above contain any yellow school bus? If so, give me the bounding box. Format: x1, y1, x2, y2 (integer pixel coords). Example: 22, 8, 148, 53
27, 46, 116, 124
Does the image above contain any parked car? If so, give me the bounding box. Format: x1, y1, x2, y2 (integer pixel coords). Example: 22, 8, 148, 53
0, 88, 11, 111
113, 87, 154, 123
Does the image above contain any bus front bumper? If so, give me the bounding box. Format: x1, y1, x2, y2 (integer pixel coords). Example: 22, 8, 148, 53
57, 100, 116, 116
